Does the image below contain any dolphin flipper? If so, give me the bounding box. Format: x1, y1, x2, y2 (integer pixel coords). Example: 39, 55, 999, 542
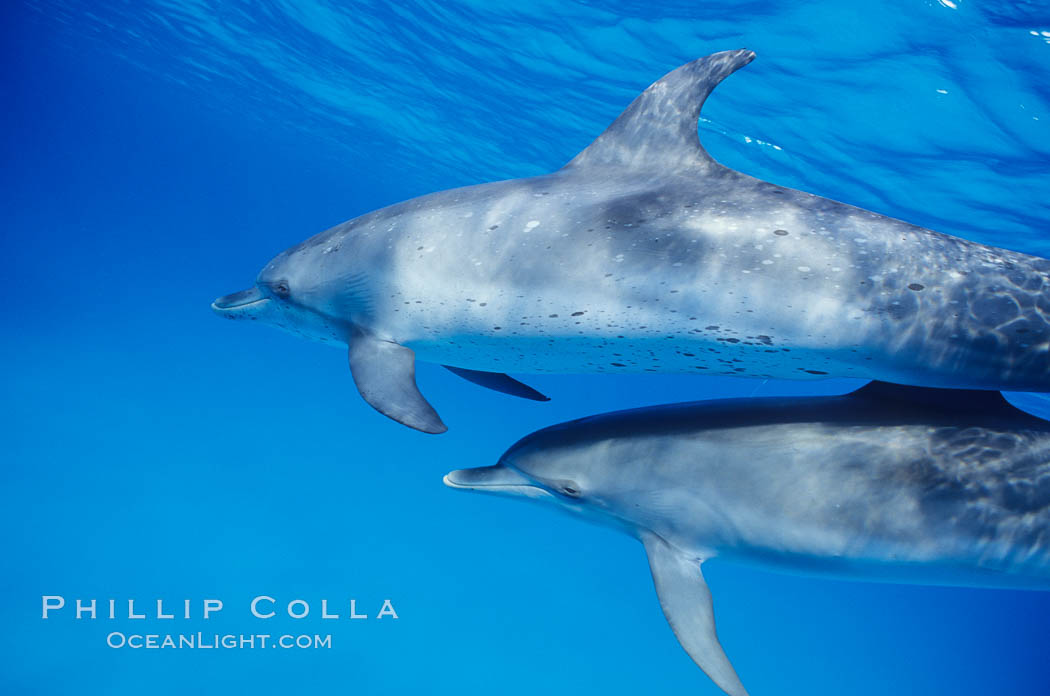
442, 366, 551, 402
347, 329, 447, 434
641, 533, 748, 696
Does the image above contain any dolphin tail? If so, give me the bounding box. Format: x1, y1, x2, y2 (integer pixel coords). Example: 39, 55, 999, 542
641, 532, 749, 696
561, 49, 756, 173
347, 328, 447, 434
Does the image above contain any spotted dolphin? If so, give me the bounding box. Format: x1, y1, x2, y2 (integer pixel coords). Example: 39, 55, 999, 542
213, 49, 1050, 433
444, 382, 1050, 695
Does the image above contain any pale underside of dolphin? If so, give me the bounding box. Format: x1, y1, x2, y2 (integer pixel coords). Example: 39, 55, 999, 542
445, 382, 1050, 696
213, 49, 1050, 433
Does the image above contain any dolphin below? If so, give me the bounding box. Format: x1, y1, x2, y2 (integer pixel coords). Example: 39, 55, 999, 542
444, 382, 1050, 695
213, 49, 1050, 433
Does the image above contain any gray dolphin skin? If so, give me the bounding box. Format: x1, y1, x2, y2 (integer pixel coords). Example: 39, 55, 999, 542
444, 382, 1050, 696
213, 48, 1050, 433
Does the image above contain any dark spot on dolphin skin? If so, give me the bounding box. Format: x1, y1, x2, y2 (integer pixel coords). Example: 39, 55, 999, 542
493, 326, 502, 330
803, 369, 828, 375
774, 229, 789, 236
417, 246, 424, 250
610, 362, 626, 367
549, 314, 558, 318
682, 353, 695, 357
489, 225, 499, 230
467, 298, 476, 302
480, 302, 487, 306
908, 283, 925, 291
572, 311, 585, 316
705, 325, 720, 330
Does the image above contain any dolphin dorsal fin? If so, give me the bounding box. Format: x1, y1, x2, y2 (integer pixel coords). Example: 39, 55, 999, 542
851, 380, 1016, 413
562, 49, 755, 173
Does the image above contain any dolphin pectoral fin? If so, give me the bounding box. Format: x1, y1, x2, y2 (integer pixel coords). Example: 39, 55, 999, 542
641, 533, 748, 696
347, 332, 447, 434
442, 366, 551, 402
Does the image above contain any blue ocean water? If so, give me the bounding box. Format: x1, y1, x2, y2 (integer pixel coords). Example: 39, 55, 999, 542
3, 0, 1049, 694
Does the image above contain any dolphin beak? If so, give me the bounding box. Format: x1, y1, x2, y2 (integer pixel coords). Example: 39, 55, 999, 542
444, 465, 548, 498
211, 287, 270, 318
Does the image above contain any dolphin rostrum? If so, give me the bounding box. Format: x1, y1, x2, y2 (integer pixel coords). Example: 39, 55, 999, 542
445, 382, 1050, 695
213, 49, 1050, 433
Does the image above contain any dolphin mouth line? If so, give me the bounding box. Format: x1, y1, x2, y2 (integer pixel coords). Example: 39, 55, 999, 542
212, 287, 269, 313
443, 473, 525, 490
211, 298, 269, 312
442, 473, 536, 492
443, 467, 551, 498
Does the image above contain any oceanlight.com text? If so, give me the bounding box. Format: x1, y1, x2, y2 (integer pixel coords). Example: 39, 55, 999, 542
106, 632, 332, 649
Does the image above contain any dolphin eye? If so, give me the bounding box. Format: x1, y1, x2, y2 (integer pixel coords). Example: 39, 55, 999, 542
273, 281, 291, 298
560, 483, 581, 498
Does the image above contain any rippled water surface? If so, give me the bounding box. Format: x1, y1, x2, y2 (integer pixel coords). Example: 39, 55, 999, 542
25, 0, 1050, 248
